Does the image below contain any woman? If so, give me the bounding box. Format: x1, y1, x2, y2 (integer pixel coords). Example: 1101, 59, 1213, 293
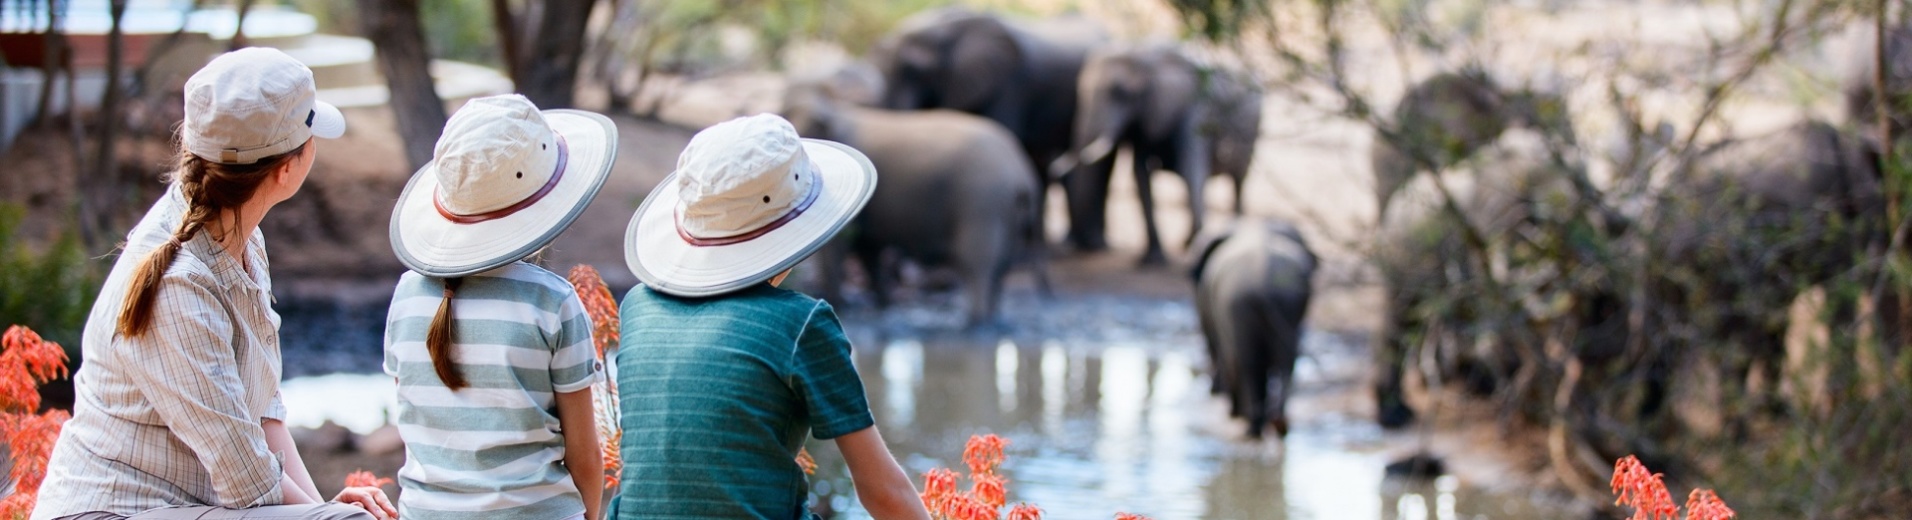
33, 48, 394, 520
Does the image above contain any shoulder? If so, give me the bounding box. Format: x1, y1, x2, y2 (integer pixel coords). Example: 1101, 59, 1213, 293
480, 263, 581, 302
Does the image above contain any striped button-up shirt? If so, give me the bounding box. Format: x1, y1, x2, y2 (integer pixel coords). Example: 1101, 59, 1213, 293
34, 185, 290, 519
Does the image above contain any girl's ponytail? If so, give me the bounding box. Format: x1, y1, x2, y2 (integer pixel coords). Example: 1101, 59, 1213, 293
426, 277, 467, 390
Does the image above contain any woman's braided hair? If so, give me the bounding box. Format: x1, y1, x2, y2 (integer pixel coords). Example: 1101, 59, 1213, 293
114, 139, 308, 338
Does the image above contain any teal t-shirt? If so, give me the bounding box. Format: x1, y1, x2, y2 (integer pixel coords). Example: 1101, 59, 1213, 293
614, 283, 875, 520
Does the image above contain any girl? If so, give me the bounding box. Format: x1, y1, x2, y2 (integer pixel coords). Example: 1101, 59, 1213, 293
382, 94, 616, 520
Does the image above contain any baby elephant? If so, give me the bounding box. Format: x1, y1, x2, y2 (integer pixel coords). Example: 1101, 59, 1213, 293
1190, 218, 1316, 438
784, 84, 1047, 327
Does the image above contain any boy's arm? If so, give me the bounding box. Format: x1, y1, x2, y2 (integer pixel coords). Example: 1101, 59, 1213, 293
557, 388, 604, 520
835, 426, 930, 520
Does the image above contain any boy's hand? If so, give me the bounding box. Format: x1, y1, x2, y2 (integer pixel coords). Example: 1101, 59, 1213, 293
336, 486, 398, 520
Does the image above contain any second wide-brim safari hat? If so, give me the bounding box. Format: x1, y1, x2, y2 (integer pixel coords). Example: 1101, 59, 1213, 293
390, 94, 618, 277
625, 113, 876, 297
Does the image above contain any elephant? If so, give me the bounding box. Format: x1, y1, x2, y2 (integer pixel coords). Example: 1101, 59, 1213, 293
1369, 129, 1580, 428
1055, 44, 1264, 265
1190, 217, 1316, 439
1370, 70, 1574, 219
782, 84, 1049, 327
1643, 119, 1885, 420
870, 7, 1109, 246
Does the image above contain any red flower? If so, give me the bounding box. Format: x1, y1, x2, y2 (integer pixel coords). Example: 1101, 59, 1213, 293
343, 470, 395, 489
1611, 455, 1678, 520
971, 472, 1009, 509
566, 265, 622, 359
1006, 503, 1042, 520
1114, 513, 1153, 520
922, 466, 961, 514
1685, 489, 1735, 520
939, 494, 999, 520
964, 434, 1008, 476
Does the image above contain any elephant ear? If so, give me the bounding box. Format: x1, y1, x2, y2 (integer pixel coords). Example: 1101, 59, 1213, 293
941, 16, 1023, 114
1188, 220, 1238, 283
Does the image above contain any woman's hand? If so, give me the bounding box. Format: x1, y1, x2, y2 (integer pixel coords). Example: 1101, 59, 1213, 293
334, 486, 398, 520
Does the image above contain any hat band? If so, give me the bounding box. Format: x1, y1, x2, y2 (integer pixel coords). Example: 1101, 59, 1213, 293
675, 172, 823, 247
434, 133, 570, 224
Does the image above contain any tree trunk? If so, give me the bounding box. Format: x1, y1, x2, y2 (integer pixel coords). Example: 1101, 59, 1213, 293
34, 0, 65, 128
79, 0, 129, 249
491, 0, 523, 85
516, 0, 595, 108
357, 0, 448, 171
229, 0, 257, 50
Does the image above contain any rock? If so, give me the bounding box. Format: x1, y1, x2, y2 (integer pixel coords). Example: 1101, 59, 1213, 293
293, 421, 355, 454
1384, 451, 1447, 479
355, 424, 405, 456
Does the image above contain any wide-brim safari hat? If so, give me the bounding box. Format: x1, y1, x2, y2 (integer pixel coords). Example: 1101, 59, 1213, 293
625, 114, 876, 297
391, 94, 617, 277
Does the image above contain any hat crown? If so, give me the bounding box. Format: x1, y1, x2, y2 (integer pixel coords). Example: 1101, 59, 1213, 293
182, 47, 319, 164
675, 114, 818, 239
432, 95, 562, 216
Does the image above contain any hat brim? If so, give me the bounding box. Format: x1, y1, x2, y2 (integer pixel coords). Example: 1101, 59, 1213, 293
311, 100, 346, 139
625, 139, 876, 297
390, 109, 617, 277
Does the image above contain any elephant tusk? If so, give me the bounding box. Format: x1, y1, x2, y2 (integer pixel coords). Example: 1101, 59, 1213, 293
1048, 156, 1078, 180
1050, 135, 1115, 180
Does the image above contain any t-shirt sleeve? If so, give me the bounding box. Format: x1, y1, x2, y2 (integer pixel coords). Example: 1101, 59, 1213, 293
550, 287, 603, 393
792, 301, 874, 440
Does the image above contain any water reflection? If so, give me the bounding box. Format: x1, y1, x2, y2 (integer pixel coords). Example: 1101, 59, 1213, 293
274, 298, 1584, 519
810, 331, 1584, 519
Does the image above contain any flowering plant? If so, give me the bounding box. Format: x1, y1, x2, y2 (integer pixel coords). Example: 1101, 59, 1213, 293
0, 325, 72, 518
344, 470, 395, 489
920, 434, 1040, 520
567, 265, 624, 490
1612, 455, 1735, 520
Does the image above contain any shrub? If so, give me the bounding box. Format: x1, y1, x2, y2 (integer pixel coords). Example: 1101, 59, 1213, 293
0, 325, 73, 517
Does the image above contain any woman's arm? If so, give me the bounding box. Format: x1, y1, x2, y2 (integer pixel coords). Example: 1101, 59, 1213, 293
281, 473, 317, 504
262, 419, 322, 501
835, 426, 929, 520
556, 388, 604, 520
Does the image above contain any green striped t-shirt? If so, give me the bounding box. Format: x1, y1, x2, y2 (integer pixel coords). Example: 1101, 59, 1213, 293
614, 283, 874, 520
384, 262, 602, 520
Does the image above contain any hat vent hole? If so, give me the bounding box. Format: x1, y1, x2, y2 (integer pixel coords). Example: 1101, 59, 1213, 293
542, 143, 547, 150
516, 172, 523, 179
763, 196, 771, 203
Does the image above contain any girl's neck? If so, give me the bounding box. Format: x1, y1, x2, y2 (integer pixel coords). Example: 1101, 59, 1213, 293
211, 202, 270, 271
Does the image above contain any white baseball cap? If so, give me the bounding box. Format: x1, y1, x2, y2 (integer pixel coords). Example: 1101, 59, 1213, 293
625, 114, 876, 297
390, 94, 618, 277
182, 47, 345, 164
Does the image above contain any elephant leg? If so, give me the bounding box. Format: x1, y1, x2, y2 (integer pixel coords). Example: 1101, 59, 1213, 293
1375, 282, 1420, 429
1233, 298, 1272, 439
1231, 171, 1247, 215
816, 237, 850, 305
857, 243, 891, 309
1270, 337, 1297, 439
957, 217, 1012, 328
1065, 155, 1115, 252
1196, 285, 1228, 396
1133, 153, 1168, 266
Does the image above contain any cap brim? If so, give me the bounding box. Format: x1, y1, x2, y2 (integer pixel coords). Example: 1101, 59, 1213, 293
625, 139, 876, 297
311, 100, 346, 139
390, 109, 617, 277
